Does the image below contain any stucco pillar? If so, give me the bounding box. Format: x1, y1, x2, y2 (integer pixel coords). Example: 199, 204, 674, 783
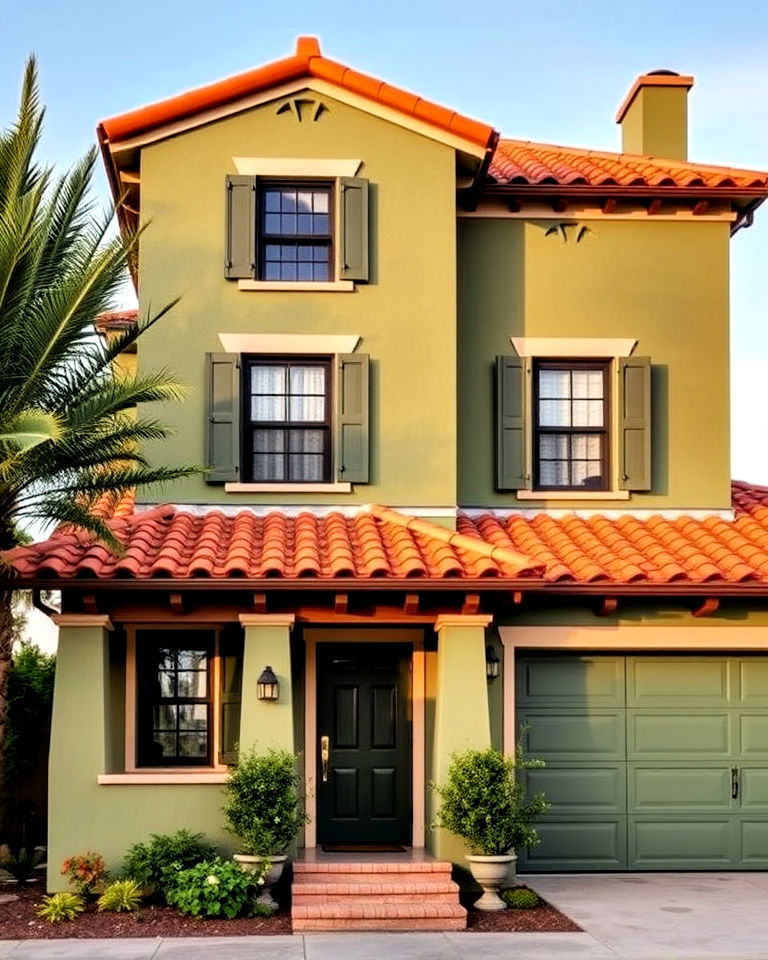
238, 614, 295, 754
47, 615, 113, 890
430, 614, 493, 861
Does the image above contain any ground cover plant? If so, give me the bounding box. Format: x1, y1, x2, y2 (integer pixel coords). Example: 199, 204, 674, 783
503, 887, 540, 909
122, 829, 215, 901
36, 892, 84, 923
97, 880, 142, 913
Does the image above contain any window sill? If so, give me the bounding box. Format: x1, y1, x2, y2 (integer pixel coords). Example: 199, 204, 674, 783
225, 482, 352, 493
237, 280, 354, 293
98, 772, 228, 785
516, 490, 631, 501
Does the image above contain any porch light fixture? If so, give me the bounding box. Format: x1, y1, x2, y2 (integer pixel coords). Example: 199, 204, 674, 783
485, 646, 500, 681
257, 665, 280, 701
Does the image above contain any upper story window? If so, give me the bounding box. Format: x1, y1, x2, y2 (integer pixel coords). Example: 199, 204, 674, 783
260, 183, 333, 282
244, 356, 332, 482
533, 361, 609, 491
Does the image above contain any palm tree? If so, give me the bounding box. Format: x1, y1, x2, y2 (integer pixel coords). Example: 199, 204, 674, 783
0, 58, 198, 783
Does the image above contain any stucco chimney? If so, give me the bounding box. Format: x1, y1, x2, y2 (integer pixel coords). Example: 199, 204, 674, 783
616, 70, 694, 160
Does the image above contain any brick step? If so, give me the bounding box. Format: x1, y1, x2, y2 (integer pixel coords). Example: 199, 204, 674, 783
293, 872, 454, 886
294, 892, 459, 904
292, 860, 452, 875
292, 901, 466, 921
293, 880, 459, 899
293, 916, 467, 932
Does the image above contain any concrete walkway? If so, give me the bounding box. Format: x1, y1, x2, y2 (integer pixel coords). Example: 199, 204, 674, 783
2, 872, 767, 959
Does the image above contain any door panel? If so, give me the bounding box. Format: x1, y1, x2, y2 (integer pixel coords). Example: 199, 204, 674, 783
317, 643, 411, 844
521, 711, 625, 761
518, 657, 624, 706
628, 712, 732, 759
527, 765, 625, 815
629, 766, 732, 813
630, 819, 734, 868
627, 658, 732, 706
526, 819, 626, 870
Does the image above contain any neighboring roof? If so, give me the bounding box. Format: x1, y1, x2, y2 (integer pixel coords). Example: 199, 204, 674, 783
94, 309, 139, 333
7, 483, 768, 589
489, 140, 768, 191
97, 36, 495, 152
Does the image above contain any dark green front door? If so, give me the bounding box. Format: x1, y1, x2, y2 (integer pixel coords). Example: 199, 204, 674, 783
316, 643, 411, 844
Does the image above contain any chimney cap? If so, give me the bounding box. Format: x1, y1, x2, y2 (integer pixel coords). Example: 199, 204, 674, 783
616, 71, 694, 124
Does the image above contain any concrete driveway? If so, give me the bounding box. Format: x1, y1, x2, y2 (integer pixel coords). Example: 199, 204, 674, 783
2, 873, 767, 959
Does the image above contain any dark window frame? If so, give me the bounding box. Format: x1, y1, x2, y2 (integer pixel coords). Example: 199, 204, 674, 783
257, 179, 334, 282
136, 631, 215, 768
533, 359, 611, 492
242, 354, 333, 484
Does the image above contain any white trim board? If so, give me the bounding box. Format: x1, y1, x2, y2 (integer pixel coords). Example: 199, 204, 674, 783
217, 334, 360, 354
511, 337, 637, 358
233, 157, 361, 177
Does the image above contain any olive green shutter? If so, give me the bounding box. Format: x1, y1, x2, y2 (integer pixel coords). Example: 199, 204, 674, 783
225, 175, 256, 279
205, 353, 241, 483
618, 356, 652, 491
219, 629, 243, 764
496, 355, 529, 491
336, 353, 370, 482
340, 177, 369, 282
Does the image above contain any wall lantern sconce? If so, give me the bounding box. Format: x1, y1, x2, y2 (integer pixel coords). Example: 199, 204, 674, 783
485, 646, 500, 682
257, 666, 280, 701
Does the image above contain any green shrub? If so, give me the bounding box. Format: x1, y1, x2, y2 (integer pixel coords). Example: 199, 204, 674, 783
36, 892, 85, 923
432, 747, 549, 855
122, 829, 216, 900
97, 879, 143, 912
0, 846, 44, 883
60, 851, 106, 896
223, 748, 307, 856
165, 858, 256, 919
6, 643, 55, 782
502, 887, 540, 909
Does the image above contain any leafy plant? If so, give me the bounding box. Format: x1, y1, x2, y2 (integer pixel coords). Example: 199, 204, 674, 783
223, 748, 307, 856
97, 879, 143, 912
0, 845, 44, 882
60, 851, 106, 896
165, 857, 257, 919
122, 829, 216, 901
5, 644, 55, 782
432, 747, 549, 856
36, 892, 85, 923
502, 887, 540, 909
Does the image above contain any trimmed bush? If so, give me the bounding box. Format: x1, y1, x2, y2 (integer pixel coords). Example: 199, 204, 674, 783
502, 887, 540, 909
122, 829, 215, 900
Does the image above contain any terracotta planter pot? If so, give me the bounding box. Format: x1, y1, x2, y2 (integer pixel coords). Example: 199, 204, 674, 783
466, 853, 517, 911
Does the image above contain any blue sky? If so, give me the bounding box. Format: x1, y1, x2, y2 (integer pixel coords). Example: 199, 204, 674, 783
2, 0, 767, 483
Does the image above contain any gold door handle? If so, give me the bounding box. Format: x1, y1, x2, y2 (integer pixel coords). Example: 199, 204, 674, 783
321, 735, 330, 783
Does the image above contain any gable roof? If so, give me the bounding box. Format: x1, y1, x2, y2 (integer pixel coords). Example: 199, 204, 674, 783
6, 483, 768, 591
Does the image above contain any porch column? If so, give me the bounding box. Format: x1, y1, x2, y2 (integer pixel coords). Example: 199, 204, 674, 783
430, 614, 493, 861
238, 614, 295, 754
48, 615, 113, 890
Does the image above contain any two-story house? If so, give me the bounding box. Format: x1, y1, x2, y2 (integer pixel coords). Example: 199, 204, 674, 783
6, 38, 768, 924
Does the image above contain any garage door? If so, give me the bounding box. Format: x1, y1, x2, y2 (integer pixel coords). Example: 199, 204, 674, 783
516, 655, 768, 871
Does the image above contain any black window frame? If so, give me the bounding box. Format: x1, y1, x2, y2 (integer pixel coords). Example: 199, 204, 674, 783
257, 179, 334, 283
242, 354, 333, 484
533, 359, 611, 492
136, 631, 215, 768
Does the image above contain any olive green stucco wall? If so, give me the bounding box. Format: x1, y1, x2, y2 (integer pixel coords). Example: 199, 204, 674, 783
136, 92, 457, 508
457, 217, 731, 510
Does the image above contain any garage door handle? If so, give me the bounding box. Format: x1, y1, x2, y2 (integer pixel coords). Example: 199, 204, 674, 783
731, 767, 739, 800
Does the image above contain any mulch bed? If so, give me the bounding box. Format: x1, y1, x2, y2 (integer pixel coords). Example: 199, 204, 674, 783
0, 883, 578, 938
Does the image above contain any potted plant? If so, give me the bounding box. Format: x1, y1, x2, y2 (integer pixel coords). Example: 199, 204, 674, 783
432, 746, 548, 911
223, 747, 308, 909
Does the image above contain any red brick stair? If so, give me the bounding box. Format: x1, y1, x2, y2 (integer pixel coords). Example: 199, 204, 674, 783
291, 859, 466, 931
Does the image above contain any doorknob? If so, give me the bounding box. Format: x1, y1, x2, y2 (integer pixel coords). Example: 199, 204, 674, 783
731, 767, 739, 800
321, 735, 330, 783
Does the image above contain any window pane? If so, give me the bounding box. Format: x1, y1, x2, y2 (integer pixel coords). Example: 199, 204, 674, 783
571, 434, 602, 459
539, 434, 569, 459
263, 262, 280, 280
152, 732, 177, 760
253, 454, 285, 481
153, 704, 177, 729
280, 262, 297, 281
539, 400, 571, 427
264, 191, 281, 212
177, 671, 206, 698
289, 396, 324, 421
264, 213, 280, 234
572, 400, 604, 427
297, 214, 312, 234
297, 262, 313, 281
251, 366, 285, 394
289, 454, 324, 481
253, 430, 284, 453
572, 370, 604, 399
177, 650, 207, 671
158, 670, 175, 697
297, 190, 313, 212
539, 460, 569, 486
539, 370, 570, 398
298, 245, 313, 260
178, 704, 208, 730
280, 190, 296, 211
280, 214, 297, 234
178, 733, 207, 759
313, 214, 329, 235
313, 262, 330, 281
288, 429, 325, 453
314, 192, 329, 213
572, 461, 604, 488
291, 366, 326, 394
251, 396, 286, 421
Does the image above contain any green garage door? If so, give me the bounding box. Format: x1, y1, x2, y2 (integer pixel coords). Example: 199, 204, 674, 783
516, 655, 768, 871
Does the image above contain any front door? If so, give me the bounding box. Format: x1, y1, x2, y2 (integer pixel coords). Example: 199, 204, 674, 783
316, 643, 411, 844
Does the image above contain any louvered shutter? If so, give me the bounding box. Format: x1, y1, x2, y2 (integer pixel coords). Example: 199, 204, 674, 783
618, 356, 652, 491
336, 353, 370, 482
495, 355, 529, 491
219, 628, 243, 765
205, 353, 241, 483
339, 177, 369, 282
224, 175, 256, 279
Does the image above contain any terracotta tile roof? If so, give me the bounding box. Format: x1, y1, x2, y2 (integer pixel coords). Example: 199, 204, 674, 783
6, 484, 768, 589
94, 309, 138, 333
2, 504, 542, 582
489, 139, 768, 191
98, 37, 495, 151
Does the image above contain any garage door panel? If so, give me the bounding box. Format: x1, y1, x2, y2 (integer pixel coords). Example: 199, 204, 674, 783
630, 819, 734, 868
738, 661, 768, 705
521, 711, 625, 762
628, 712, 731, 760
739, 820, 768, 865
516, 657, 624, 707
526, 765, 625, 815
739, 768, 768, 810
520, 818, 626, 871
739, 715, 768, 758
629, 765, 732, 814
627, 658, 732, 707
